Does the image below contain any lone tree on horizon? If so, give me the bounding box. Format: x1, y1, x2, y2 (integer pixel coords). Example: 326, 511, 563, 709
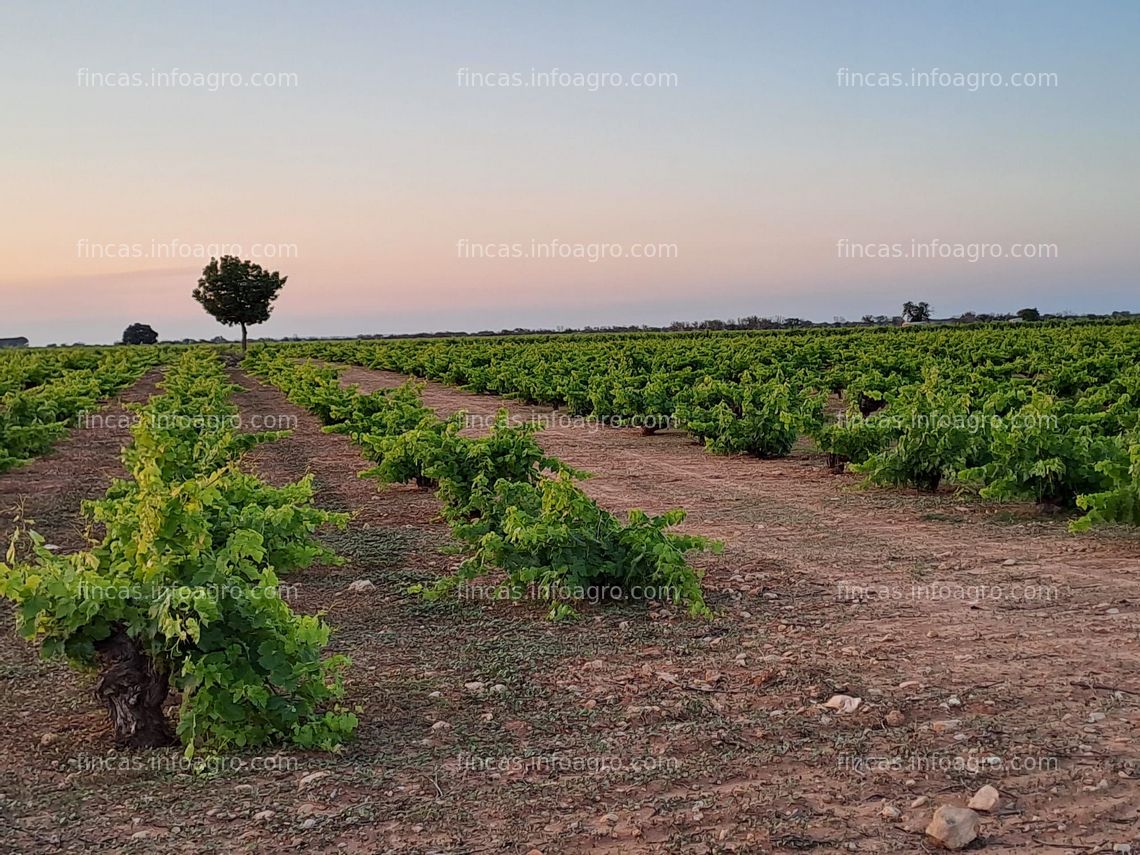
122, 322, 158, 345
193, 255, 286, 351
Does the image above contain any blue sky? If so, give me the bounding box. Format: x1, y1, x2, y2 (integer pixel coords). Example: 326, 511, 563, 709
0, 0, 1137, 343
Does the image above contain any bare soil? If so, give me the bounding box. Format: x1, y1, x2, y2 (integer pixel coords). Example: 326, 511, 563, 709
1, 366, 1137, 854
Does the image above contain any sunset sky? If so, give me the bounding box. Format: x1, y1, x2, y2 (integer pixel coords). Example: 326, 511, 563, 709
1, 0, 1137, 345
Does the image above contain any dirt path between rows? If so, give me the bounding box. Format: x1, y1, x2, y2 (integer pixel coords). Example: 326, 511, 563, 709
2, 365, 1138, 854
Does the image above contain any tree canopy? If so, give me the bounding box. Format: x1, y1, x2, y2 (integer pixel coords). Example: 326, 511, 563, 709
193, 256, 287, 350
902, 301, 932, 323
122, 323, 158, 345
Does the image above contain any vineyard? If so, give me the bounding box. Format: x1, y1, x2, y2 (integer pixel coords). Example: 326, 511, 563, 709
1, 323, 1139, 852
275, 321, 1140, 527
244, 349, 717, 620
0, 348, 162, 472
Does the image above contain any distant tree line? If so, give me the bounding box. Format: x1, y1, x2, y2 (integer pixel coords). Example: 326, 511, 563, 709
340, 304, 1137, 340
31, 300, 1140, 348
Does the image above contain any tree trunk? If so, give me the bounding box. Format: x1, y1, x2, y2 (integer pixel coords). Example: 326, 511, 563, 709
241, 322, 248, 353
93, 625, 174, 749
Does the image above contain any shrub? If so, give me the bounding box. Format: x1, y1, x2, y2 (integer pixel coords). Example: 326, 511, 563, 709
0, 351, 355, 754
958, 394, 1116, 506
853, 373, 980, 492
810, 410, 895, 473
1071, 432, 1140, 530
676, 374, 816, 458
421, 473, 717, 619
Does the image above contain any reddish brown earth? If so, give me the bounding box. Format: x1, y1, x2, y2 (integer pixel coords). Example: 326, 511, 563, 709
1, 364, 1138, 854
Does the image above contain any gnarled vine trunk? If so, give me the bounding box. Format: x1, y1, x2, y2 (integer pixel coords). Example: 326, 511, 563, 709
93, 625, 174, 749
